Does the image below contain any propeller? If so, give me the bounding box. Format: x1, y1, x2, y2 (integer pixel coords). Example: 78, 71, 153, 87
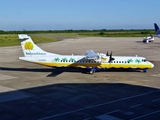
106, 51, 109, 56
108, 51, 115, 63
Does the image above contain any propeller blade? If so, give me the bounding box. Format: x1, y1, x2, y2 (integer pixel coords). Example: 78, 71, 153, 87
110, 51, 112, 56
109, 51, 115, 63
106, 51, 109, 56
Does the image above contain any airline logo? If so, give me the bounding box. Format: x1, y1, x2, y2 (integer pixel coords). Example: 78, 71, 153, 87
24, 41, 46, 55
102, 57, 107, 61
24, 42, 34, 50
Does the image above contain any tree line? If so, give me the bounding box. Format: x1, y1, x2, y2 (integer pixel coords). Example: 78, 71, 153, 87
0, 29, 154, 34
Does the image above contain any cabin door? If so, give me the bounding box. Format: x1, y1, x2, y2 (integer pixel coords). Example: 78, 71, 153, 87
52, 58, 58, 67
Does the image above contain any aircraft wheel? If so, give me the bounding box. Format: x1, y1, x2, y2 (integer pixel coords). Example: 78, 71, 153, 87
90, 70, 93, 74
90, 69, 96, 74
143, 69, 147, 73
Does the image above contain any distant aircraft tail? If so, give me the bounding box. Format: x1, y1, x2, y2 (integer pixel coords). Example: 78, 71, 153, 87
154, 23, 160, 37
18, 34, 59, 57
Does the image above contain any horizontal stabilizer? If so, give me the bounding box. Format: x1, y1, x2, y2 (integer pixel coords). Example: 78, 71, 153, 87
18, 34, 30, 40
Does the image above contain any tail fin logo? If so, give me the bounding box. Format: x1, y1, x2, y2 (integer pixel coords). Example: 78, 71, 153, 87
24, 42, 34, 50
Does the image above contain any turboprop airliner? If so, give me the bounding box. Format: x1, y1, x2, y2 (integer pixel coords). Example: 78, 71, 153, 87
18, 34, 154, 74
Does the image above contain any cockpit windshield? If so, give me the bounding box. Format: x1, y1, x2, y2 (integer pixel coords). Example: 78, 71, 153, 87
142, 59, 148, 62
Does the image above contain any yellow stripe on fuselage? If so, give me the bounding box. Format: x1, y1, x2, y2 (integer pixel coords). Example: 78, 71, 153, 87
35, 62, 152, 69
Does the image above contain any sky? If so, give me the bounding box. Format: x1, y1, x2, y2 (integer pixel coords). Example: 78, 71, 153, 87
0, 0, 160, 30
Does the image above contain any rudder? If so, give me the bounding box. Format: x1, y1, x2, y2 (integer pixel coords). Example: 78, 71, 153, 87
154, 23, 160, 34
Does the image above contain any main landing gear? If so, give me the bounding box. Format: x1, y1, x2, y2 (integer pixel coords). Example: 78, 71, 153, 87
143, 68, 148, 73
90, 68, 96, 74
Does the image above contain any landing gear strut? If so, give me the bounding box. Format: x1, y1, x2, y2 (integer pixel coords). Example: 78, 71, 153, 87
90, 68, 96, 74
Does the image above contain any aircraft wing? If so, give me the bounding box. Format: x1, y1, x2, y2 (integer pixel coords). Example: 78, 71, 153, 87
85, 50, 99, 60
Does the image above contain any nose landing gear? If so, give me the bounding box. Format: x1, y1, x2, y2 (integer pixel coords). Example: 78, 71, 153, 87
143, 68, 148, 73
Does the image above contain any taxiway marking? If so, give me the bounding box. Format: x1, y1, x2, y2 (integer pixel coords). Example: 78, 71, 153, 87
152, 98, 160, 102
39, 90, 157, 120
130, 103, 142, 108
131, 110, 160, 120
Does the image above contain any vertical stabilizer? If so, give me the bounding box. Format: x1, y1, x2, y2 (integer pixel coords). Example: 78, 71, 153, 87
18, 34, 59, 57
154, 23, 160, 37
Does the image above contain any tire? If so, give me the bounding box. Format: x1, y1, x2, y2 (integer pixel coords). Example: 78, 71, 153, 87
90, 71, 93, 74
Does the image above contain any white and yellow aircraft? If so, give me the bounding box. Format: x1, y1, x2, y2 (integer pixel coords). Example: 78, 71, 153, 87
18, 34, 154, 74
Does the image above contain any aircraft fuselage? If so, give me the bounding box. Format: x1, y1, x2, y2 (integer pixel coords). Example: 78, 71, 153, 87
19, 54, 154, 69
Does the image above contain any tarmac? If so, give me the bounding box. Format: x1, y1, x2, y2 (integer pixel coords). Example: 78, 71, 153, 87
0, 36, 160, 120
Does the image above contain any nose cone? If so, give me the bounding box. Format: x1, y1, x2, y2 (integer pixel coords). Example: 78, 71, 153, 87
151, 62, 154, 68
